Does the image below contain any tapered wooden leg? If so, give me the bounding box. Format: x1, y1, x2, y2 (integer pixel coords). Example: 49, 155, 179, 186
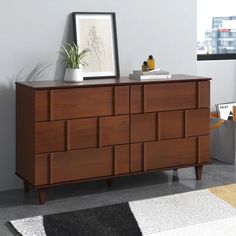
172, 168, 179, 182
38, 188, 47, 205
195, 165, 203, 180
106, 178, 112, 187
23, 180, 30, 193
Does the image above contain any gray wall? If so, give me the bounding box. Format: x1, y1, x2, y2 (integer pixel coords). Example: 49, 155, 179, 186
197, 61, 236, 110
0, 0, 196, 191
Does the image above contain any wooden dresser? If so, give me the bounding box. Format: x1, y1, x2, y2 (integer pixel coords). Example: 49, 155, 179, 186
16, 74, 211, 204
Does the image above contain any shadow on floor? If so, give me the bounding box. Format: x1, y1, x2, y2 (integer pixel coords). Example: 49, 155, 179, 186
1, 159, 235, 208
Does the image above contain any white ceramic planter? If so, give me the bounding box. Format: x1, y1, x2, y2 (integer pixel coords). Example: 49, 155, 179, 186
64, 68, 83, 82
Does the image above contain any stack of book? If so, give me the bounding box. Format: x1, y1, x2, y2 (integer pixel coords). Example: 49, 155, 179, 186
129, 69, 171, 80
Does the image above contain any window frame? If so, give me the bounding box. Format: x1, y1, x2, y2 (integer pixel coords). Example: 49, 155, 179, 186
197, 8, 236, 61
197, 53, 236, 61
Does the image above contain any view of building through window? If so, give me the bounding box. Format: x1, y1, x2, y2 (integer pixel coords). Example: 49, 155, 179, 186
197, 0, 236, 55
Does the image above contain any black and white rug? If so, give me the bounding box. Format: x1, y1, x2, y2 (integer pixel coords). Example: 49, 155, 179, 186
6, 185, 236, 235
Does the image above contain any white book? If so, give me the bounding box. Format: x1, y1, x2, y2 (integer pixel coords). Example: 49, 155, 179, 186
133, 69, 170, 76
129, 74, 171, 80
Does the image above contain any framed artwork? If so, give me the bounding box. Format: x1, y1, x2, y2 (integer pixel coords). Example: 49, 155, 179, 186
72, 12, 120, 79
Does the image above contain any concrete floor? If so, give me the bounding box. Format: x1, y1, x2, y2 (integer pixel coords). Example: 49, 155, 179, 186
1, 160, 236, 235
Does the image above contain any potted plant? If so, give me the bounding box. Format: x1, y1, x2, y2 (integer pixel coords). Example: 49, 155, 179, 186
59, 42, 90, 82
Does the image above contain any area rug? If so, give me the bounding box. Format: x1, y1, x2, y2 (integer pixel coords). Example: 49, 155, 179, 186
6, 184, 236, 236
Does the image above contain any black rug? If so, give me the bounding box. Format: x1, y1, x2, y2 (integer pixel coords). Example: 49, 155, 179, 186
6, 202, 142, 236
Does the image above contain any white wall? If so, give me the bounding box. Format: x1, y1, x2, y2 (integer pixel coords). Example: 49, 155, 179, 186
197, 61, 236, 110
0, 0, 196, 191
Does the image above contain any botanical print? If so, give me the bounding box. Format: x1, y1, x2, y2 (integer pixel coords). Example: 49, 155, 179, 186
77, 16, 115, 76
88, 25, 105, 67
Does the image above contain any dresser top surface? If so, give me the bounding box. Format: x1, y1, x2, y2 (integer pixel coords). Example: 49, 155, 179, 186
16, 74, 211, 89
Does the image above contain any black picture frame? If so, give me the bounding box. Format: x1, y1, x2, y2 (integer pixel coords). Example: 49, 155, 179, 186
72, 12, 120, 79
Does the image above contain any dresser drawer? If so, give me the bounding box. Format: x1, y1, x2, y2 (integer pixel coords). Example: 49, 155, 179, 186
144, 82, 197, 112
144, 137, 197, 170
35, 121, 66, 154
186, 108, 210, 136
51, 87, 113, 120
50, 147, 113, 183
67, 118, 98, 150
159, 110, 185, 140
99, 115, 129, 146
131, 113, 156, 142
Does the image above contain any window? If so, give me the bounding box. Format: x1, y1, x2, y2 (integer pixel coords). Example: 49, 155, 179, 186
197, 0, 236, 60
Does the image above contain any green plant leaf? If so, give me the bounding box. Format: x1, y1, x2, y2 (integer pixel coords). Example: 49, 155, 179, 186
58, 42, 89, 69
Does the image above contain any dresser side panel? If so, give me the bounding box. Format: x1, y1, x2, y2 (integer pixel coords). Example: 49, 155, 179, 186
16, 84, 35, 184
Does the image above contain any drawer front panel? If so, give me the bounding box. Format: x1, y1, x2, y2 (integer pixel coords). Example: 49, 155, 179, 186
198, 81, 210, 108
115, 144, 129, 175
99, 115, 129, 146
115, 86, 129, 115
50, 147, 113, 183
35, 90, 49, 122
35, 154, 49, 185
198, 135, 210, 163
131, 85, 143, 113
68, 118, 98, 150
144, 138, 197, 170
144, 82, 197, 112
159, 110, 185, 140
131, 113, 156, 143
186, 108, 210, 136
51, 87, 113, 120
35, 121, 66, 154
130, 143, 143, 172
